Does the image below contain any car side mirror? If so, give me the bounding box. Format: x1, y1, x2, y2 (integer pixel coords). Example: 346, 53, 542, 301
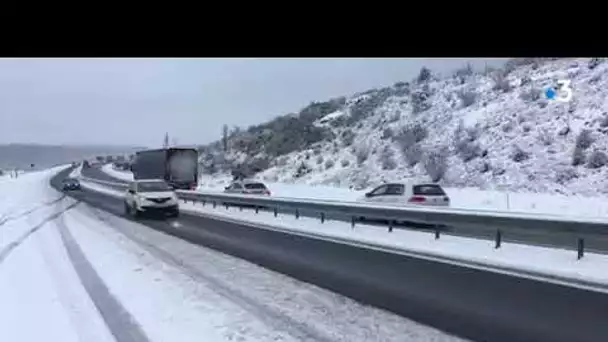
128, 189, 135, 194
224, 186, 229, 190
365, 192, 372, 198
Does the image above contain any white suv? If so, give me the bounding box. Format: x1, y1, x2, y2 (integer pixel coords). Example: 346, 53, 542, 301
124, 179, 180, 218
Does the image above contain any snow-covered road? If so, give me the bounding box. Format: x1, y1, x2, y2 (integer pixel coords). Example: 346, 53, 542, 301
0, 166, 465, 342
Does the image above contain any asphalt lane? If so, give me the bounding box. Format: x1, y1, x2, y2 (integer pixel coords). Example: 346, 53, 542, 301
81, 165, 608, 253
56, 167, 608, 342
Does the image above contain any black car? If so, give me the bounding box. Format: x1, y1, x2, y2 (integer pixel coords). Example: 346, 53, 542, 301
62, 178, 81, 191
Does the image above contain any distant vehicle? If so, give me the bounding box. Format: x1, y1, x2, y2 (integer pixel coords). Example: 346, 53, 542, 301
359, 182, 450, 207
83, 160, 90, 168
124, 179, 179, 218
62, 178, 81, 191
131, 148, 199, 190
224, 180, 271, 196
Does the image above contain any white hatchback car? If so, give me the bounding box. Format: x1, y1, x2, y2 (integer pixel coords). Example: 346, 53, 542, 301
359, 182, 450, 207
124, 179, 180, 218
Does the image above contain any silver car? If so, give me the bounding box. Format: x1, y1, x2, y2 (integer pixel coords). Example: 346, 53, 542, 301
224, 180, 271, 196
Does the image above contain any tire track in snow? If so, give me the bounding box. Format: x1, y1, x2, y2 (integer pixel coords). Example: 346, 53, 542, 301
87, 206, 336, 342
0, 195, 66, 228
0, 199, 78, 265
55, 212, 151, 342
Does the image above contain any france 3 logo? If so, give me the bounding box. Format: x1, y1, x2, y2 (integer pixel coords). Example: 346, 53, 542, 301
544, 80, 573, 103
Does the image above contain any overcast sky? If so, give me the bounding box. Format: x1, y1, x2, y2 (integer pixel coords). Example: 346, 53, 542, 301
0, 58, 506, 148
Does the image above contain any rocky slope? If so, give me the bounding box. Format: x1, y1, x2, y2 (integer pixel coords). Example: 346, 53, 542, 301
199, 58, 608, 196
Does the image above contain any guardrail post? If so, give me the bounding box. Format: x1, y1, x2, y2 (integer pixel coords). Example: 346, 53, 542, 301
213, 201, 217, 209
255, 206, 259, 214
495, 230, 502, 249
239, 205, 243, 211
435, 227, 440, 239
295, 209, 299, 219
320, 212, 325, 223
202, 200, 206, 206
274, 208, 278, 217
578, 238, 584, 260
351, 217, 355, 229
225, 203, 229, 210
388, 220, 393, 232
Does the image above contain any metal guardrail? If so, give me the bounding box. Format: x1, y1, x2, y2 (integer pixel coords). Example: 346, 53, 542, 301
81, 176, 608, 259
79, 175, 608, 258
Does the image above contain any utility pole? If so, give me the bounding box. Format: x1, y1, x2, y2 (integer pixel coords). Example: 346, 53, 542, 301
163, 132, 169, 148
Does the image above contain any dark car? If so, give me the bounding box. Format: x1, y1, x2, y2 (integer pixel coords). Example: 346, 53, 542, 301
62, 178, 81, 191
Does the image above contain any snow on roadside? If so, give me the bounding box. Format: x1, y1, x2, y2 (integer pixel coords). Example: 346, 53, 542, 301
64, 207, 299, 342
101, 163, 133, 182
81, 180, 608, 289
0, 165, 115, 342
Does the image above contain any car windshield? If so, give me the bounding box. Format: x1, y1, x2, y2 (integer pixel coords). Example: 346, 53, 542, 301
244, 183, 267, 190
137, 181, 171, 192
413, 184, 446, 196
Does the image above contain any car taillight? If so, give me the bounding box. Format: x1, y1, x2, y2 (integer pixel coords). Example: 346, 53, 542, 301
408, 196, 426, 203
444, 196, 450, 202
265, 190, 271, 196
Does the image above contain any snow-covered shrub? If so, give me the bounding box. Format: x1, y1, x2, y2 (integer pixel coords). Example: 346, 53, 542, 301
342, 129, 355, 146
417, 67, 431, 83
537, 128, 554, 146
519, 87, 541, 102
341, 159, 350, 167
316, 155, 324, 165
403, 145, 422, 166
575, 129, 594, 150
294, 162, 312, 178
492, 73, 512, 92
456, 140, 481, 162
381, 127, 394, 140
600, 115, 608, 128
511, 145, 529, 162
411, 86, 432, 114
423, 148, 448, 182
589, 58, 602, 70
396, 123, 428, 150
555, 167, 578, 184
380, 147, 397, 170
457, 90, 476, 108
572, 146, 586, 166
324, 159, 335, 169
354, 144, 370, 165
587, 151, 608, 169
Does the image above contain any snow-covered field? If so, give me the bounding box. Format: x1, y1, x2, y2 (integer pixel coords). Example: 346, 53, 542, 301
1, 165, 464, 342
81, 179, 608, 292
102, 164, 608, 220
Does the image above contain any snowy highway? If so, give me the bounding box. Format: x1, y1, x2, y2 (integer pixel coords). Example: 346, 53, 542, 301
62, 166, 608, 342
1, 166, 468, 342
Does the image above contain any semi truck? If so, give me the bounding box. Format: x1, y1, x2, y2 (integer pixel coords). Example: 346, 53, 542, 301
131, 148, 199, 190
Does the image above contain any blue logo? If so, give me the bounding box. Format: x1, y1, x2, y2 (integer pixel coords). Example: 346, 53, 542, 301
544, 79, 573, 103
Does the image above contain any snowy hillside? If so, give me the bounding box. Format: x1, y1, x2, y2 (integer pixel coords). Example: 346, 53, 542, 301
200, 58, 608, 197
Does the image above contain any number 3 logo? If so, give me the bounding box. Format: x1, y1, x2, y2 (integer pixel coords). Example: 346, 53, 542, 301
555, 80, 573, 102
